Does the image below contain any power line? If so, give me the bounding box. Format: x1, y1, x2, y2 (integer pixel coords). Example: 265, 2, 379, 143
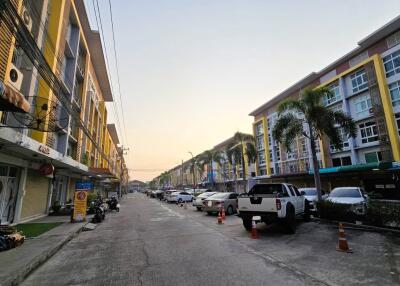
107, 0, 128, 147
92, 0, 125, 146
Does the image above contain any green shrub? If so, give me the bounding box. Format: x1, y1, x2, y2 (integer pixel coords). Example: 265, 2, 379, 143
366, 201, 400, 228
316, 200, 357, 222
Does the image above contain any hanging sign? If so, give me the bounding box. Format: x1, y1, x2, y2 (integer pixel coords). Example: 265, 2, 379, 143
38, 163, 54, 176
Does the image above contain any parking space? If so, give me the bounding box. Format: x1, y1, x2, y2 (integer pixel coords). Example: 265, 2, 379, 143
154, 196, 400, 286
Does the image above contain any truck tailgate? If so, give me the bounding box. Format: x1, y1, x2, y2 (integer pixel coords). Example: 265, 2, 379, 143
238, 195, 277, 213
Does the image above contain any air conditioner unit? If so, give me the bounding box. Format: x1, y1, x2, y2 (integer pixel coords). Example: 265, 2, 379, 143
9, 63, 23, 91
21, 6, 33, 32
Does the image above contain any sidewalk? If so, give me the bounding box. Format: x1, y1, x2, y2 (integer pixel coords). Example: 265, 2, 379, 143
0, 216, 89, 286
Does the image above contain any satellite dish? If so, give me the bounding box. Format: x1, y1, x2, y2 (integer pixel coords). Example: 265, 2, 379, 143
9, 96, 70, 132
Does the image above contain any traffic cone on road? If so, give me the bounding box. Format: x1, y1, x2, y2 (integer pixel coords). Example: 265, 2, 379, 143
251, 219, 259, 239
221, 206, 226, 220
217, 211, 223, 225
336, 223, 352, 253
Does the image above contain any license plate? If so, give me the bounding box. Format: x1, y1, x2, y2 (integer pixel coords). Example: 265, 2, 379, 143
208, 201, 212, 207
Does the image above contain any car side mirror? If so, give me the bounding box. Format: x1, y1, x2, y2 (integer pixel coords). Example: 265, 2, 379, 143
300, 191, 306, 196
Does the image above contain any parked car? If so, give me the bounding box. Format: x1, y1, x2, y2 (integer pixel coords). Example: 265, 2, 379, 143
166, 191, 194, 203
202, 192, 238, 215
186, 188, 212, 196
326, 187, 368, 216
237, 183, 310, 234
163, 189, 178, 201
154, 190, 164, 200
192, 192, 217, 211
298, 187, 328, 212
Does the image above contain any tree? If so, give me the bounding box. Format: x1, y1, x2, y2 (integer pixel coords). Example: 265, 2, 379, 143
159, 171, 171, 188
225, 142, 241, 192
197, 149, 223, 189
232, 132, 257, 185
272, 87, 357, 201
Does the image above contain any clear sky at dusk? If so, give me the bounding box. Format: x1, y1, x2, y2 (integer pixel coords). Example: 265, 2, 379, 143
86, 0, 400, 182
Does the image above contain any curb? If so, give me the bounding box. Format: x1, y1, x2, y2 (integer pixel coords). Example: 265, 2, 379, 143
312, 217, 400, 235
3, 224, 85, 286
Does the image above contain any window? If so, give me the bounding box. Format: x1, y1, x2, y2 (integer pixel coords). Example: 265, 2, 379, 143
350, 70, 368, 93
332, 156, 352, 167
396, 113, 400, 135
256, 136, 264, 151
323, 82, 341, 105
255, 122, 263, 136
365, 151, 382, 163
275, 144, 281, 161
359, 121, 379, 143
330, 103, 343, 113
259, 168, 266, 176
330, 128, 350, 151
389, 81, 400, 107
383, 50, 400, 78
354, 95, 372, 118
287, 186, 295, 196
258, 151, 266, 165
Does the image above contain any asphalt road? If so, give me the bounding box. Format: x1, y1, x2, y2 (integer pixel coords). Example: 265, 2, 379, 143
22, 193, 400, 286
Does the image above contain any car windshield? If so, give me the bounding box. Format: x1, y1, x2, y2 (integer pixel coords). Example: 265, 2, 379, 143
330, 188, 361, 198
300, 189, 317, 196
208, 193, 229, 200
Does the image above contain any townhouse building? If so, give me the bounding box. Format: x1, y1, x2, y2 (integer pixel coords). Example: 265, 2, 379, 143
0, 0, 127, 224
250, 16, 400, 199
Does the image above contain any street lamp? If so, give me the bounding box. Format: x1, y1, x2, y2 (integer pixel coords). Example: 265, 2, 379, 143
188, 151, 196, 195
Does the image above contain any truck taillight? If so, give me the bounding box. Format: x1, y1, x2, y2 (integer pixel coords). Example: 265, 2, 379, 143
276, 199, 281, 210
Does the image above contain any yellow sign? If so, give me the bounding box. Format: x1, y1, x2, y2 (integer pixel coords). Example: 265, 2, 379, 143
73, 191, 88, 222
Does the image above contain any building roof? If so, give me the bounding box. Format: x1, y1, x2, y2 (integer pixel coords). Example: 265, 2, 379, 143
249, 15, 400, 117
107, 124, 120, 145
75, 0, 113, 102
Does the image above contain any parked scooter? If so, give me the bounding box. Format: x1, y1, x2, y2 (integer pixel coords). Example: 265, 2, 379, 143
107, 195, 120, 212
91, 197, 106, 223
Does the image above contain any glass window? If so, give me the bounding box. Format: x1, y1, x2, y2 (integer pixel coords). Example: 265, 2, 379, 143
342, 156, 352, 166
350, 70, 368, 93
365, 151, 382, 163
354, 95, 372, 118
323, 82, 341, 106
383, 50, 400, 78
258, 151, 266, 165
249, 184, 287, 196
330, 188, 361, 198
287, 185, 295, 196
388, 81, 400, 107
359, 121, 379, 144
275, 144, 281, 161
396, 113, 400, 135
330, 128, 350, 151
256, 136, 264, 151
255, 122, 263, 136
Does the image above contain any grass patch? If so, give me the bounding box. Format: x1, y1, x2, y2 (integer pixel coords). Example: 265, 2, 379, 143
15, 222, 64, 238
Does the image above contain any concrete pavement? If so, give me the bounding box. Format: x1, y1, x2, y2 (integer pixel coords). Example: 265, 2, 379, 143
22, 193, 325, 286
21, 193, 400, 286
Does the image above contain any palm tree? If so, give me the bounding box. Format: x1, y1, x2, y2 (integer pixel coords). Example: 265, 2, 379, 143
159, 171, 171, 188
225, 142, 241, 192
197, 149, 223, 189
231, 132, 257, 185
272, 87, 357, 201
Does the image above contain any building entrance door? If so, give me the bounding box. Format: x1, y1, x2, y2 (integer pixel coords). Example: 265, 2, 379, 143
0, 166, 20, 224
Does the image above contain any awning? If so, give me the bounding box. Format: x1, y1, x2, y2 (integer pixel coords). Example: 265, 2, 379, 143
89, 167, 116, 178
309, 162, 393, 174
0, 81, 30, 113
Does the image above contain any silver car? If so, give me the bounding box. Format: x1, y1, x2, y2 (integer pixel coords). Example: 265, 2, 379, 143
192, 192, 217, 211
298, 188, 328, 212
203, 192, 238, 215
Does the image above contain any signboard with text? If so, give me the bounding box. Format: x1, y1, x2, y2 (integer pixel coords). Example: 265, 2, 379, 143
72, 182, 91, 222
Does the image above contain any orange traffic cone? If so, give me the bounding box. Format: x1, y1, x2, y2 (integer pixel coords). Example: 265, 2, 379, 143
217, 211, 223, 225
251, 219, 258, 239
336, 223, 352, 253
221, 206, 226, 220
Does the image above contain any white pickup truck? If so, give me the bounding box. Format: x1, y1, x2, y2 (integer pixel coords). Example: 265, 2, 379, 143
237, 183, 310, 233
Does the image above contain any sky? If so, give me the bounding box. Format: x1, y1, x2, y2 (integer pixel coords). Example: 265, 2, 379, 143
85, 0, 400, 182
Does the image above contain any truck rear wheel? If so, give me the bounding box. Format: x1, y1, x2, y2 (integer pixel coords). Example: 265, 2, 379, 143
242, 218, 252, 232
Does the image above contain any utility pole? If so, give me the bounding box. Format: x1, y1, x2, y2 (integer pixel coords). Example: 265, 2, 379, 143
181, 160, 184, 190
118, 146, 129, 198
188, 151, 196, 195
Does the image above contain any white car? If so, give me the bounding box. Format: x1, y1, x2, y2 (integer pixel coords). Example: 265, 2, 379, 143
298, 188, 328, 212
326, 187, 368, 215
192, 192, 217, 211
166, 191, 193, 203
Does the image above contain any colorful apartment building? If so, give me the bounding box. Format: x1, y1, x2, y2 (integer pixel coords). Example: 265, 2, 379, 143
250, 16, 400, 199
0, 0, 127, 224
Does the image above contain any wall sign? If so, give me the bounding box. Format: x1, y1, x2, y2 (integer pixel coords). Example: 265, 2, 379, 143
38, 145, 50, 155
38, 163, 54, 176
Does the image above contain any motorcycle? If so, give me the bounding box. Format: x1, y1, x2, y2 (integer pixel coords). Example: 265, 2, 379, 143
91, 197, 106, 223
107, 196, 120, 212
